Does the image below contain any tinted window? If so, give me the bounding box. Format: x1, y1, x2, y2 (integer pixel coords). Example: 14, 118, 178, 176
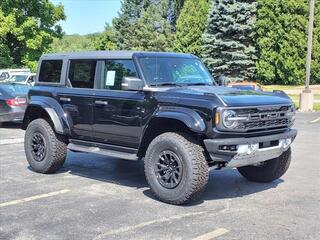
68, 60, 96, 89
39, 60, 63, 83
9, 75, 28, 83
102, 60, 137, 90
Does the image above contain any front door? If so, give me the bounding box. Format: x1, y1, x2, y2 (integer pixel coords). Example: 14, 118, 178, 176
58, 59, 97, 140
92, 59, 145, 148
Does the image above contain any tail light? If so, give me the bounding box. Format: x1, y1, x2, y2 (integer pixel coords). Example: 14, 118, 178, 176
5, 97, 27, 106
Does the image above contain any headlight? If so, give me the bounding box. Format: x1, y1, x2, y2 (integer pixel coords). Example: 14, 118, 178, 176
222, 110, 238, 129
285, 105, 296, 123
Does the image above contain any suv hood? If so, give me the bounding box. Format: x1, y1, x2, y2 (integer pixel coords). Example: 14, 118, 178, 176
165, 86, 293, 106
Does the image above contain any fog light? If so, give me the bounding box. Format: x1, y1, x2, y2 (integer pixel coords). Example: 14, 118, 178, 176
237, 144, 258, 154
229, 145, 237, 151
283, 138, 292, 148
248, 144, 259, 154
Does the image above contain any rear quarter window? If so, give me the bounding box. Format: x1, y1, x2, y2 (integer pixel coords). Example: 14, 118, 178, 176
39, 60, 63, 83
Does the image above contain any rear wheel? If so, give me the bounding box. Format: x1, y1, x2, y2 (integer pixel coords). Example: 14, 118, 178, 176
144, 132, 209, 205
237, 148, 291, 183
24, 118, 67, 173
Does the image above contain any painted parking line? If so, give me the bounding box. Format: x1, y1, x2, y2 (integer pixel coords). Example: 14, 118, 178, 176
0, 138, 24, 145
193, 228, 229, 240
94, 211, 206, 239
0, 189, 70, 208
310, 117, 320, 123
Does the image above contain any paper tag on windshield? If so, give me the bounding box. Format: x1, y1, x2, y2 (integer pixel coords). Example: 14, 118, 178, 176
106, 71, 116, 86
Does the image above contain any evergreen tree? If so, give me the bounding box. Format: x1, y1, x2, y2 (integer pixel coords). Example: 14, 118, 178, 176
94, 24, 117, 51
167, 0, 186, 30
311, 1, 320, 83
174, 0, 210, 56
256, 0, 314, 85
132, 0, 174, 51
112, 0, 148, 50
202, 0, 257, 81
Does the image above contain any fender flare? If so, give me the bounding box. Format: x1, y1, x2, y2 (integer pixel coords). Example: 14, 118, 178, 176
153, 106, 206, 132
23, 96, 71, 135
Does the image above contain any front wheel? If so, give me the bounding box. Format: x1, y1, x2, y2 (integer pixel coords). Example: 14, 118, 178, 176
237, 148, 291, 183
24, 118, 67, 173
144, 132, 209, 205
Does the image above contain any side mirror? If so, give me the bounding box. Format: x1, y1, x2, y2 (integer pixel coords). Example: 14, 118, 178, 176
122, 77, 145, 91
218, 75, 228, 86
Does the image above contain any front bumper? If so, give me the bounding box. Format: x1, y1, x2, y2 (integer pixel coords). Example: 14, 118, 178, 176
204, 129, 297, 168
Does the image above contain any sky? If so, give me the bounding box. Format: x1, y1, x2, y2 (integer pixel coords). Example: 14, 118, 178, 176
51, 0, 122, 35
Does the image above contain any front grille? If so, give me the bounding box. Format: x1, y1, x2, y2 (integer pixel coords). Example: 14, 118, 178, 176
233, 105, 294, 131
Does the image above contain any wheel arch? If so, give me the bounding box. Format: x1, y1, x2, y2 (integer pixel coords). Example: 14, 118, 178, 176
22, 97, 71, 135
138, 108, 207, 157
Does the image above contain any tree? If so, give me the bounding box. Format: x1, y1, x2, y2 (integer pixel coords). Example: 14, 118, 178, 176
0, 0, 65, 71
50, 34, 98, 53
0, 10, 15, 68
167, 0, 186, 30
310, 0, 320, 84
256, 0, 310, 85
173, 0, 210, 56
112, 0, 149, 50
132, 1, 174, 51
111, 0, 174, 51
94, 24, 117, 51
202, 0, 257, 81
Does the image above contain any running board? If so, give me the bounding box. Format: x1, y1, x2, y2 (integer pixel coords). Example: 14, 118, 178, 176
67, 143, 139, 161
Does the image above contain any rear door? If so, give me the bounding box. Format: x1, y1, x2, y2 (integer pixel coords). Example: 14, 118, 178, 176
56, 59, 97, 140
92, 59, 146, 148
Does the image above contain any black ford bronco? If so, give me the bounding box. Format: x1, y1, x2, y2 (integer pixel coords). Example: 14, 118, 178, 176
22, 51, 297, 205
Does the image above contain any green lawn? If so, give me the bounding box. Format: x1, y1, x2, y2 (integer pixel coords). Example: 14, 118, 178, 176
263, 85, 306, 91
262, 85, 320, 111
288, 94, 320, 111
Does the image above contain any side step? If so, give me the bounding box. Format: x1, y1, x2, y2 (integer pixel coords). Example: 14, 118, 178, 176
67, 143, 139, 161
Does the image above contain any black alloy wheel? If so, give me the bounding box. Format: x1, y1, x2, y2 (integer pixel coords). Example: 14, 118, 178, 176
31, 132, 47, 162
155, 150, 183, 189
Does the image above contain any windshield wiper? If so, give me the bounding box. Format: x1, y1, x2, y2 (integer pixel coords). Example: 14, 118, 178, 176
186, 83, 212, 86
150, 83, 183, 87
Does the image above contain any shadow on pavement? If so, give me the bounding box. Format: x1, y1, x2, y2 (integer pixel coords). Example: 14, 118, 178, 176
46, 151, 284, 205
62, 151, 147, 189
0, 122, 22, 129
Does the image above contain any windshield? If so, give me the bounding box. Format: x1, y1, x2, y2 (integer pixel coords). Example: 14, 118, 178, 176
8, 75, 28, 83
138, 57, 216, 86
0, 83, 31, 96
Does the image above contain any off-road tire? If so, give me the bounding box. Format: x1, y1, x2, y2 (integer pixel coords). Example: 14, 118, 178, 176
237, 148, 291, 183
24, 118, 67, 173
144, 132, 209, 205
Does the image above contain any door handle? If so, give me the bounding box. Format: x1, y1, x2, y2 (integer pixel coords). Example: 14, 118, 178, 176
59, 97, 71, 102
95, 100, 108, 105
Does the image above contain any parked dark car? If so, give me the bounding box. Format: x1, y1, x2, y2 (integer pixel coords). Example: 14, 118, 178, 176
22, 51, 297, 205
0, 83, 30, 123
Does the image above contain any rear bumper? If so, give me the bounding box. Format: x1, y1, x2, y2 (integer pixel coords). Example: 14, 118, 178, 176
0, 112, 25, 123
204, 129, 297, 168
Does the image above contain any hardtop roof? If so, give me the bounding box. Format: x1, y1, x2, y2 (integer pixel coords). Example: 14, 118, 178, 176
40, 50, 196, 60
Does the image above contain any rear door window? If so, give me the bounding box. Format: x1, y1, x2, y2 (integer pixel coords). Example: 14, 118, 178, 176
68, 60, 97, 89
39, 60, 63, 83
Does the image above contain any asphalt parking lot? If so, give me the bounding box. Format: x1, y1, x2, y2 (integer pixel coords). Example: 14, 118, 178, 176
0, 113, 319, 240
